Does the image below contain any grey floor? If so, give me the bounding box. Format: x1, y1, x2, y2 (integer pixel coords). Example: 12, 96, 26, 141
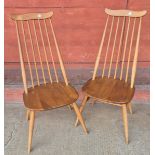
5, 102, 149, 155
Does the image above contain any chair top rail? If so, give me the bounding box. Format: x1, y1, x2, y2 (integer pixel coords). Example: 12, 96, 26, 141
10, 11, 53, 21
105, 8, 147, 17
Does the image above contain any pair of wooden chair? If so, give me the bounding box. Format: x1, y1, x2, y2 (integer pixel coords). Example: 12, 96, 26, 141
10, 8, 147, 153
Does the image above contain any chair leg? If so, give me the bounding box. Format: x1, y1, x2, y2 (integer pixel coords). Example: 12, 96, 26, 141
127, 102, 132, 114
68, 105, 73, 110
122, 104, 129, 144
75, 95, 89, 126
72, 102, 88, 134
91, 98, 96, 106
26, 109, 30, 121
28, 111, 35, 154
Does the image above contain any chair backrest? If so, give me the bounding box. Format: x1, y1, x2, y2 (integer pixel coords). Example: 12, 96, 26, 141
10, 11, 68, 94
92, 8, 147, 88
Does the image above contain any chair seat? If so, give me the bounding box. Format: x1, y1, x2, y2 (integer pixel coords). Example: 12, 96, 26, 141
23, 82, 78, 110
82, 76, 135, 104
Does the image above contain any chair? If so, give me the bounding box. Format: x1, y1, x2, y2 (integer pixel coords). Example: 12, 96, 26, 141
10, 11, 88, 153
75, 8, 147, 143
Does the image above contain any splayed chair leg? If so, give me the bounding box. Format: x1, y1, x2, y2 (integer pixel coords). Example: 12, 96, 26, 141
75, 95, 89, 126
28, 111, 35, 154
122, 104, 129, 144
72, 102, 88, 134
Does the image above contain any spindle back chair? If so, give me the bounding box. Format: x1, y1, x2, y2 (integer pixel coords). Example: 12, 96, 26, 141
10, 11, 88, 153
75, 8, 147, 144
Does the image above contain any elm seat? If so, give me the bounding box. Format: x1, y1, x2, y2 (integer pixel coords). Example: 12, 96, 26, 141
23, 82, 79, 111
82, 77, 135, 104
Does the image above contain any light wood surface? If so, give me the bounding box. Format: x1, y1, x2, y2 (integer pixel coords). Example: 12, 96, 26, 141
75, 95, 89, 126
78, 8, 146, 144
127, 102, 132, 114
10, 11, 53, 21
105, 8, 147, 17
28, 111, 35, 153
11, 11, 88, 153
122, 105, 128, 144
72, 102, 88, 134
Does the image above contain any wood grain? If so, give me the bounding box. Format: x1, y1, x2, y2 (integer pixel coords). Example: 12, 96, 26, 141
23, 82, 78, 111
82, 76, 135, 104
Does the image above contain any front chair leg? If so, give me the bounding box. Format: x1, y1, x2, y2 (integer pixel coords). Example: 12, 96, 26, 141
127, 102, 132, 114
122, 104, 129, 144
75, 95, 89, 126
28, 110, 35, 154
72, 102, 88, 134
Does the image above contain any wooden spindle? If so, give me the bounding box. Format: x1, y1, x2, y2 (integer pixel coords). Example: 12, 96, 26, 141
125, 18, 136, 82
49, 18, 68, 85
32, 20, 46, 84
131, 17, 142, 88
27, 21, 40, 86
15, 21, 28, 94
44, 19, 59, 82
92, 15, 109, 80
38, 19, 52, 83
120, 17, 131, 80
114, 17, 125, 79
108, 17, 120, 78
21, 21, 34, 88
102, 16, 114, 77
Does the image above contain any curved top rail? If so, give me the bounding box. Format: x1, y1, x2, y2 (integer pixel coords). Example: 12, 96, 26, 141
10, 11, 53, 21
105, 8, 147, 17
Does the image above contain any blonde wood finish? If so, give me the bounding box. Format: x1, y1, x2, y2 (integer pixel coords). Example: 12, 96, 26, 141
122, 105, 128, 144
15, 21, 28, 94
105, 8, 147, 17
125, 18, 136, 82
91, 98, 96, 106
131, 17, 142, 88
120, 17, 130, 80
33, 20, 46, 84
108, 17, 120, 78
44, 20, 59, 82
11, 12, 88, 153
21, 21, 34, 88
75, 95, 89, 126
72, 102, 88, 134
127, 102, 132, 114
78, 8, 146, 144
49, 19, 69, 85
102, 16, 114, 77
28, 111, 35, 154
38, 19, 52, 83
114, 17, 125, 79
27, 21, 40, 86
26, 109, 30, 121
11, 11, 53, 21
92, 15, 109, 80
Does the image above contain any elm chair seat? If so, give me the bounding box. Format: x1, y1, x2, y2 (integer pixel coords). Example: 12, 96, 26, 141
23, 82, 79, 111
82, 76, 135, 104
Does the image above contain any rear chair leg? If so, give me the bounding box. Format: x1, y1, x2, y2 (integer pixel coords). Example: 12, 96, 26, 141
127, 102, 132, 114
72, 102, 88, 134
28, 111, 35, 154
26, 109, 30, 121
75, 95, 89, 126
122, 104, 129, 144
91, 98, 96, 106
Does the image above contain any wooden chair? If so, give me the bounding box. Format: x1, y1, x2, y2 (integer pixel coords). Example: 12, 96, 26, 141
10, 11, 88, 153
75, 8, 147, 143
